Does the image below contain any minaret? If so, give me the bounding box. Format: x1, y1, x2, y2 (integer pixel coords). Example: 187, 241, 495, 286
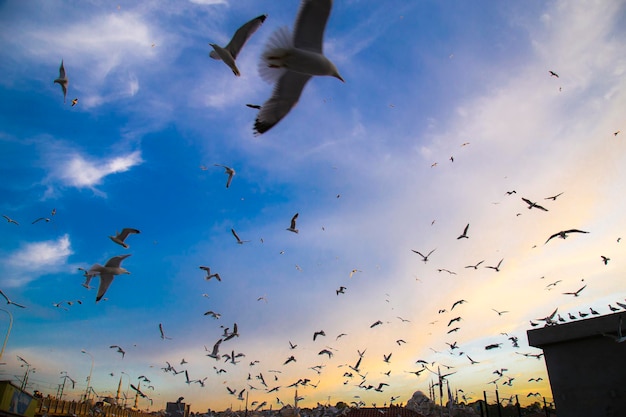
116, 376, 122, 405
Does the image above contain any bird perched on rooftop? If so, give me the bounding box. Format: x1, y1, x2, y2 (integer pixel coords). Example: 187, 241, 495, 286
54, 60, 68, 103
254, 0, 344, 135
209, 14, 267, 76
109, 228, 140, 249
88, 254, 132, 302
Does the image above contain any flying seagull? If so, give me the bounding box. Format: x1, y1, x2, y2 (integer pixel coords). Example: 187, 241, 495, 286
253, 0, 344, 135
457, 223, 469, 239
88, 254, 132, 302
548, 70, 559, 78
2, 215, 19, 225
411, 248, 436, 262
209, 14, 268, 76
601, 316, 626, 343
200, 266, 222, 281
159, 323, 172, 340
545, 229, 589, 244
54, 60, 69, 103
214, 164, 235, 188
544, 192, 564, 201
0, 290, 26, 308
563, 284, 587, 297
485, 258, 503, 272
287, 213, 299, 233
109, 228, 140, 249
231, 228, 250, 244
521, 198, 548, 211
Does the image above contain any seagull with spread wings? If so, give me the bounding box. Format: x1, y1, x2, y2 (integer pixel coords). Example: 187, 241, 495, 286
411, 248, 436, 262
109, 228, 140, 249
214, 164, 236, 188
0, 290, 26, 308
209, 14, 267, 76
254, 0, 344, 135
545, 229, 589, 244
563, 284, 587, 297
87, 254, 132, 302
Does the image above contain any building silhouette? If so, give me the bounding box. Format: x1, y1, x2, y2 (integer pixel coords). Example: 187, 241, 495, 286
527, 311, 626, 417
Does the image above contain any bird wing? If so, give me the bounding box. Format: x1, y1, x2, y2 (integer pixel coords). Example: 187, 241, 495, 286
96, 273, 115, 302
226, 14, 268, 59
119, 228, 140, 240
231, 228, 241, 242
290, 213, 298, 229
104, 254, 132, 268
293, 0, 332, 52
254, 71, 311, 135
59, 61, 66, 78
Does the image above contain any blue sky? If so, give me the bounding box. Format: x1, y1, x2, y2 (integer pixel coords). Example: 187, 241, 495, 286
1, 0, 625, 413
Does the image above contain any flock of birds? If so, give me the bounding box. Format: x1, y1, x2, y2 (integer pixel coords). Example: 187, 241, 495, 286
2, 0, 624, 413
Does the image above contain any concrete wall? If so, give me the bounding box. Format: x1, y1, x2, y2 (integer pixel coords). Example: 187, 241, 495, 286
527, 311, 626, 417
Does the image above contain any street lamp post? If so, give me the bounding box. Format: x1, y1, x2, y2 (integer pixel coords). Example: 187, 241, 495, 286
81, 349, 94, 402
0, 308, 13, 362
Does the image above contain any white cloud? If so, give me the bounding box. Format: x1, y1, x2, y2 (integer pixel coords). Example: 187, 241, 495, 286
44, 147, 143, 196
2, 234, 73, 287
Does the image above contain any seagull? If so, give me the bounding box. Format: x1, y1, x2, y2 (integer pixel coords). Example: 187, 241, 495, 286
109, 228, 140, 249
87, 254, 132, 302
548, 70, 559, 78
451, 299, 467, 310
110, 345, 126, 358
545, 229, 589, 244
287, 213, 299, 233
521, 198, 548, 211
465, 260, 484, 269
601, 256, 610, 265
485, 259, 503, 272
209, 14, 267, 76
31, 217, 50, 224
214, 164, 236, 188
544, 192, 564, 201
204, 310, 221, 319
159, 323, 172, 340
411, 248, 436, 262
231, 228, 250, 244
336, 286, 346, 295
563, 285, 587, 297
71, 98, 78, 106
253, 0, 344, 135
200, 266, 222, 281
313, 330, 326, 341
0, 290, 26, 308
370, 320, 383, 328
457, 223, 469, 239
54, 60, 69, 103
2, 215, 19, 225
492, 308, 509, 316
206, 339, 223, 360
246, 103, 262, 109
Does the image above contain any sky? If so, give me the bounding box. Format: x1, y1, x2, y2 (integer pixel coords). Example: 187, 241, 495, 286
0, 0, 625, 413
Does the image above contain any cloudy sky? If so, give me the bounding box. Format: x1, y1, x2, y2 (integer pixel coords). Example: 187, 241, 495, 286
0, 0, 625, 413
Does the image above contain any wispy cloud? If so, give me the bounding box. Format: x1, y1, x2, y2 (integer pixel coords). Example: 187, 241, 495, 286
43, 145, 143, 197
2, 234, 73, 287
